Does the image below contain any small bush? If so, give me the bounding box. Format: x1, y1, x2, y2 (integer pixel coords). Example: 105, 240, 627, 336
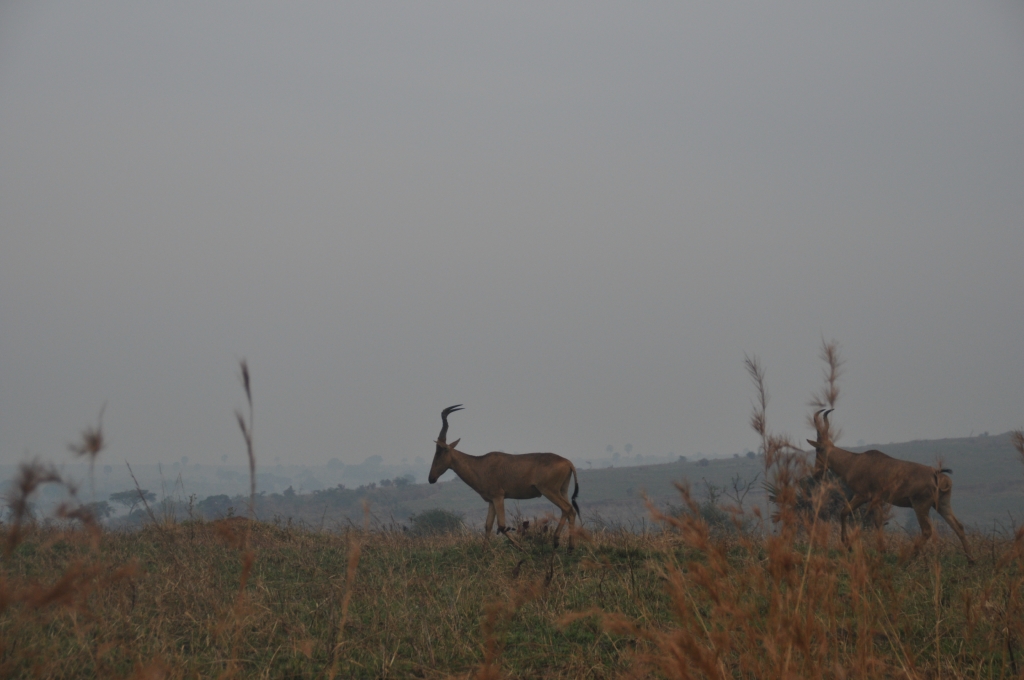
668, 479, 739, 535
408, 508, 464, 536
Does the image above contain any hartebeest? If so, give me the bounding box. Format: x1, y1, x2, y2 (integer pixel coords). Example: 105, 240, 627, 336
428, 405, 581, 550
807, 409, 974, 563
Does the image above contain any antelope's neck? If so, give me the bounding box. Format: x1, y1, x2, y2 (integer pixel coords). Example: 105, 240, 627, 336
824, 445, 857, 477
448, 448, 485, 493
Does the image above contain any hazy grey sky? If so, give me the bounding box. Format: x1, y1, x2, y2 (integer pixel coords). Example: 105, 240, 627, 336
2, 1, 1022, 472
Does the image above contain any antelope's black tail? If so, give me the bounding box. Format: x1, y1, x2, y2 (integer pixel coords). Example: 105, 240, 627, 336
571, 466, 582, 526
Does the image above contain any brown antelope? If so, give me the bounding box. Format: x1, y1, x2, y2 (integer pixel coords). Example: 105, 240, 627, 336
428, 405, 581, 550
807, 409, 974, 563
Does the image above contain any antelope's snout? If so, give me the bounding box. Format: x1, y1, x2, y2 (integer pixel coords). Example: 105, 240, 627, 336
428, 450, 444, 484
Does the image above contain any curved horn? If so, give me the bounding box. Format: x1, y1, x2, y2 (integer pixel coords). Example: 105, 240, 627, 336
439, 404, 464, 443
822, 409, 834, 435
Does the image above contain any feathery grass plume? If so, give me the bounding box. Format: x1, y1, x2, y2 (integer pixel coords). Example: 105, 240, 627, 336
68, 403, 106, 502
220, 359, 259, 679
744, 353, 802, 522
51, 409, 114, 553
235, 359, 256, 520
808, 338, 843, 440
2, 460, 62, 559
744, 353, 769, 459
810, 337, 844, 406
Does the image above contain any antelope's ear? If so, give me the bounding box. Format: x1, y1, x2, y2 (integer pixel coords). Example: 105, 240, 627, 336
449, 438, 460, 448
806, 439, 817, 448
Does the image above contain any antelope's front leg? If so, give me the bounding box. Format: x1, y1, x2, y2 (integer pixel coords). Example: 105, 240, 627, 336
841, 495, 868, 548
493, 497, 524, 550
484, 503, 496, 538
493, 496, 509, 536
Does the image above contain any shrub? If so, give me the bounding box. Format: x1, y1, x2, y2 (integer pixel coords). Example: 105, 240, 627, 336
408, 508, 464, 536
668, 479, 737, 535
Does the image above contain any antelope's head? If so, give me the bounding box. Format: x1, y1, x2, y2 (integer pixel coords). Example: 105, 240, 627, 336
428, 404, 463, 484
807, 408, 834, 480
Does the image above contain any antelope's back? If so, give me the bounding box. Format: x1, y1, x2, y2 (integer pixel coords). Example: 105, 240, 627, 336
485, 451, 571, 482
858, 449, 946, 502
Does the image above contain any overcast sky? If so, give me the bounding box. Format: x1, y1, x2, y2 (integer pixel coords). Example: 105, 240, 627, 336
1, 1, 1022, 473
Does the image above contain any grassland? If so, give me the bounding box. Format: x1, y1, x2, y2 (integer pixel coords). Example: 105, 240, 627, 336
2, 497, 1021, 679
4, 355, 1021, 678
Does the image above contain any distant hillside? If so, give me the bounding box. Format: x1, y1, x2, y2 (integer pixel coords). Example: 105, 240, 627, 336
418, 431, 1021, 530
9, 432, 1018, 532
211, 432, 1019, 528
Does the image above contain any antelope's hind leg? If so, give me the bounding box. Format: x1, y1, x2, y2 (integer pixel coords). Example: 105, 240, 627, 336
541, 489, 576, 552
911, 502, 935, 558
936, 493, 975, 564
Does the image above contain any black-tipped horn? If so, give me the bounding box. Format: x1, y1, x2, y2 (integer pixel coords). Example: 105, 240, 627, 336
813, 408, 828, 428
439, 404, 464, 442
822, 409, 834, 432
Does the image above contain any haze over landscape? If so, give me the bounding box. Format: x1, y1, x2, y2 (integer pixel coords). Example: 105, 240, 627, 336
1, 2, 1022, 484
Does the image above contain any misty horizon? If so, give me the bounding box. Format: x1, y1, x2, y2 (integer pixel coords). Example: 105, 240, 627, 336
2, 2, 1022, 473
